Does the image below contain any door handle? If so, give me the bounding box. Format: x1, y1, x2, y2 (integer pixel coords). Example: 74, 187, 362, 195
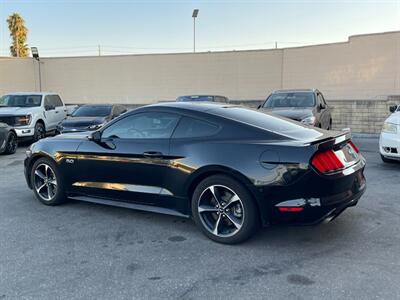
55, 111, 59, 113
143, 151, 163, 158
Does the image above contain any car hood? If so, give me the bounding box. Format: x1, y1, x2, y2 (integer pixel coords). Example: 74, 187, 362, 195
260, 107, 313, 121
0, 106, 41, 116
385, 112, 400, 125
60, 116, 107, 127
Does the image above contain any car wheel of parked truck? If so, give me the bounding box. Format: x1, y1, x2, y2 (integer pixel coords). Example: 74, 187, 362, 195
33, 122, 46, 142
3, 131, 18, 154
31, 158, 66, 205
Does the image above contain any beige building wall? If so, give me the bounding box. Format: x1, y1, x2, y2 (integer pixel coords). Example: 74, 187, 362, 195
0, 31, 399, 104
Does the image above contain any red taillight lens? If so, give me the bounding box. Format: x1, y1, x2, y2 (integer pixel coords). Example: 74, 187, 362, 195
278, 207, 304, 212
311, 150, 344, 173
349, 141, 360, 153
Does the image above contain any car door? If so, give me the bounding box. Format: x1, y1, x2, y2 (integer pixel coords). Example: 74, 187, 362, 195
68, 111, 180, 206
52, 95, 67, 123
317, 93, 329, 129
43, 95, 58, 130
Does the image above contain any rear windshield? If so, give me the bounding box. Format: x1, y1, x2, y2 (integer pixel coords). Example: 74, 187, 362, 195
72, 106, 112, 117
263, 92, 315, 108
211, 107, 324, 141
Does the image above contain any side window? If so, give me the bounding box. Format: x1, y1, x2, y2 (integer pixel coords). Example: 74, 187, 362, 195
102, 112, 179, 139
52, 95, 63, 107
173, 117, 219, 139
44, 96, 52, 109
317, 94, 326, 107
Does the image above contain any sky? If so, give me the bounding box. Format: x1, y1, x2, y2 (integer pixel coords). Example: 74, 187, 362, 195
0, 0, 399, 57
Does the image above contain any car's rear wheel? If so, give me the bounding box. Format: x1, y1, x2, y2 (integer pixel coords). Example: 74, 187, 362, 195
31, 158, 66, 205
33, 122, 46, 142
3, 131, 18, 154
192, 175, 259, 244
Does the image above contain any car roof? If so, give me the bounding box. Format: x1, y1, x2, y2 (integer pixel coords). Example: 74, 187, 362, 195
146, 101, 236, 112
272, 89, 318, 94
179, 95, 227, 98
3, 92, 59, 96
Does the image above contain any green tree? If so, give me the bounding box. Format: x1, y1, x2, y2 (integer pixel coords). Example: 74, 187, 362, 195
7, 13, 29, 57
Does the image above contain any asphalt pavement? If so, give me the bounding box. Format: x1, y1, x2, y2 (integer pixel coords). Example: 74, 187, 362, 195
0, 137, 399, 300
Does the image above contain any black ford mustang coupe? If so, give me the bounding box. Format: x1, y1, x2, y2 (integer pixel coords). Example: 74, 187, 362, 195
24, 102, 366, 244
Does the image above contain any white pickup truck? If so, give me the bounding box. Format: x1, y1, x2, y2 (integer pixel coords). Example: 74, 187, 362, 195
0, 92, 67, 141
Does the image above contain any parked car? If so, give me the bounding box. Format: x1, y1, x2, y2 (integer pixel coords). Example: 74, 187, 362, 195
56, 104, 127, 134
379, 104, 400, 163
0, 92, 67, 142
259, 89, 332, 130
0, 122, 18, 155
24, 102, 365, 244
177, 95, 229, 103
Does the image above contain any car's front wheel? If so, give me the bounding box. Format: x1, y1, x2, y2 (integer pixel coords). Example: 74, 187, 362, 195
192, 175, 259, 244
3, 131, 18, 154
31, 157, 67, 205
33, 122, 46, 142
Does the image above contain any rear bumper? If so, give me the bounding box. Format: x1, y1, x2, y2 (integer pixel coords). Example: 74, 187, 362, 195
259, 157, 366, 226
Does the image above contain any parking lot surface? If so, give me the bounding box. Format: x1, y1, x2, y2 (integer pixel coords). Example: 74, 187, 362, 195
0, 138, 399, 299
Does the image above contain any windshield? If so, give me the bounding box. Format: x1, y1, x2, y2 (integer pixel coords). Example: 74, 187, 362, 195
263, 92, 315, 108
177, 96, 214, 102
72, 106, 112, 117
0, 95, 42, 107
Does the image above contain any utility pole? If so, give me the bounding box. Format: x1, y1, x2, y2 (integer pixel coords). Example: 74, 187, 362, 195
275, 41, 278, 49
98, 45, 101, 56
192, 9, 199, 53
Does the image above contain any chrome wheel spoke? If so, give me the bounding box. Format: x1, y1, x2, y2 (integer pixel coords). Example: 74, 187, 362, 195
37, 183, 46, 193
212, 214, 222, 235
208, 186, 222, 205
224, 194, 240, 208
225, 213, 242, 229
198, 205, 218, 213
35, 169, 46, 180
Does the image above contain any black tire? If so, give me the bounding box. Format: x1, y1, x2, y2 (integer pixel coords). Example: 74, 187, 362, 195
191, 175, 260, 244
30, 157, 67, 206
33, 122, 46, 142
381, 154, 395, 164
3, 131, 18, 154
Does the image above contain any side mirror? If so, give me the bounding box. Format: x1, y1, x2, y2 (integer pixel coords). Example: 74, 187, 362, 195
389, 105, 398, 113
319, 103, 326, 110
89, 131, 102, 142
45, 105, 55, 111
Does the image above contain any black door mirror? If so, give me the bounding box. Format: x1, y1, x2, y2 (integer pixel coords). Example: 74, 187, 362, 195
45, 104, 55, 111
319, 103, 326, 110
89, 131, 102, 142
389, 105, 398, 113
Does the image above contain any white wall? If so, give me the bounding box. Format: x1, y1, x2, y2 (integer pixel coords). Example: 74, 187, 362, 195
0, 31, 399, 104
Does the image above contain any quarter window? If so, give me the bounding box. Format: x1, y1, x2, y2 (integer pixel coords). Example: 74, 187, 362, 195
102, 112, 179, 139
173, 117, 219, 138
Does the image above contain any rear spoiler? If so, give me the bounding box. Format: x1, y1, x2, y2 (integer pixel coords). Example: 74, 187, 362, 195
311, 131, 352, 151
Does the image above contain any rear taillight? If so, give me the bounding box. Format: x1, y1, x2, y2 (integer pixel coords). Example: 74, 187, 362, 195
349, 141, 360, 153
311, 150, 344, 173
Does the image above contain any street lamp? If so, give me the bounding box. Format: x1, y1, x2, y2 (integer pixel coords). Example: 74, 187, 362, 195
31, 47, 42, 92
192, 9, 199, 53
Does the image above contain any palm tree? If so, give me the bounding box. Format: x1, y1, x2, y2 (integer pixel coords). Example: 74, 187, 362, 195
7, 13, 29, 57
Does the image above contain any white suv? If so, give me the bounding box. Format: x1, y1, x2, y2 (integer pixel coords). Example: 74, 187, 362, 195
379, 104, 400, 163
0, 92, 67, 141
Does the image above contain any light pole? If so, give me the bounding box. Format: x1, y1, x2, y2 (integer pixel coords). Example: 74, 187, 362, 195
31, 47, 42, 92
192, 9, 199, 53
